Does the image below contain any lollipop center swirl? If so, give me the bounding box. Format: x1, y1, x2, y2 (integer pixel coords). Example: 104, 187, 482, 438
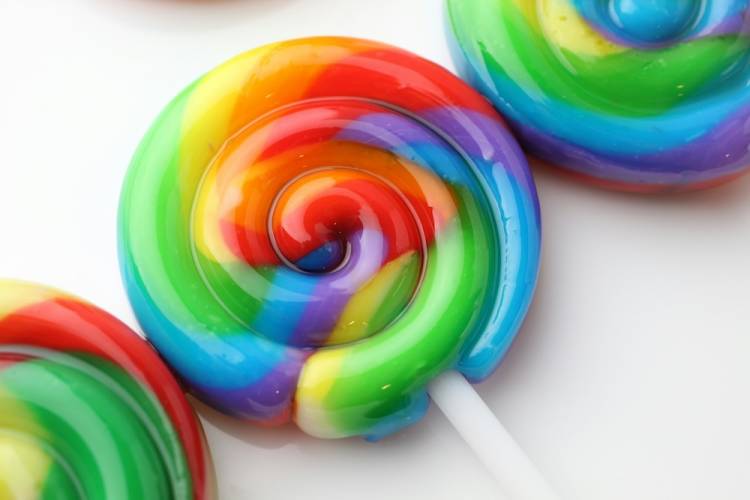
270, 168, 372, 275
268, 167, 426, 317
607, 0, 701, 44
205, 159, 428, 348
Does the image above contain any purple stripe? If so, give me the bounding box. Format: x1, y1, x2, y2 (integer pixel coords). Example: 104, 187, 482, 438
339, 105, 528, 178
289, 229, 387, 346
338, 110, 445, 148
516, 102, 750, 186
192, 354, 307, 421
421, 107, 531, 178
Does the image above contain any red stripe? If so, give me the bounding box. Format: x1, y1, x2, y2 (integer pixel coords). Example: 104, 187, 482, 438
305, 47, 500, 118
273, 177, 427, 264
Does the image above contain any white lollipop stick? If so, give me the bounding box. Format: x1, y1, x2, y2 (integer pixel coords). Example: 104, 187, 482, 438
428, 371, 561, 500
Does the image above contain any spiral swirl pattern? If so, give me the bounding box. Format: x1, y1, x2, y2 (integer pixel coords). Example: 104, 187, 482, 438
0, 281, 214, 499
119, 37, 540, 439
447, 0, 750, 191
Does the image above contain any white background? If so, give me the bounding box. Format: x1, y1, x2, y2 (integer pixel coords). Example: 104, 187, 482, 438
1, 1, 749, 499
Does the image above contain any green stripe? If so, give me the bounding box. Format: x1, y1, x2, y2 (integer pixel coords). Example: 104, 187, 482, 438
0, 353, 191, 500
457, 0, 746, 117
322, 182, 494, 434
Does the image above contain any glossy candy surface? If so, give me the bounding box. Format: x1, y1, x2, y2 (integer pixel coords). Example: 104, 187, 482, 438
119, 37, 540, 439
446, 0, 750, 191
0, 281, 214, 500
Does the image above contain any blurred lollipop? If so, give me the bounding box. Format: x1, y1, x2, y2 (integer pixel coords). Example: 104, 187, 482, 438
446, 0, 750, 191
0, 280, 214, 500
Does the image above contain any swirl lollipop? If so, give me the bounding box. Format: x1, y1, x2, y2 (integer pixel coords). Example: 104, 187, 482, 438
0, 280, 214, 500
119, 37, 554, 498
446, 0, 750, 192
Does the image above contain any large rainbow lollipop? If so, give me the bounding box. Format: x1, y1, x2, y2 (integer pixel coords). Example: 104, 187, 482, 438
0, 280, 214, 500
446, 0, 750, 192
119, 37, 554, 498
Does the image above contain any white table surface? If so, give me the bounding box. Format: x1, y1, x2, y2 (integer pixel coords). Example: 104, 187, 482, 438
2, 1, 749, 499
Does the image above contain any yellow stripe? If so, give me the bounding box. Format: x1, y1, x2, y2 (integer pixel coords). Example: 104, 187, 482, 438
186, 46, 280, 262
0, 386, 51, 499
513, 0, 624, 56
294, 349, 346, 438
180, 44, 280, 215
0, 280, 67, 320
0, 432, 52, 499
327, 252, 417, 345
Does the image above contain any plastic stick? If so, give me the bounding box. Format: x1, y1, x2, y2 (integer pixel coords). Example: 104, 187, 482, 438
428, 370, 561, 500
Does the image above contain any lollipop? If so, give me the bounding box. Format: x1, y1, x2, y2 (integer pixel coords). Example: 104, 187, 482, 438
119, 37, 554, 498
0, 280, 214, 500
446, 0, 750, 191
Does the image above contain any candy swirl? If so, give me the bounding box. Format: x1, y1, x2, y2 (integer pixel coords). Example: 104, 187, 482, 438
0, 281, 214, 499
119, 37, 540, 439
446, 0, 750, 191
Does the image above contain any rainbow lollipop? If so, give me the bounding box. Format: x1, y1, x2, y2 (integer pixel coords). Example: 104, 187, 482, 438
0, 280, 214, 500
119, 37, 555, 498
446, 0, 750, 192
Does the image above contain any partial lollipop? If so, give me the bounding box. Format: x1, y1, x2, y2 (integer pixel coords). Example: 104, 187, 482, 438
0, 280, 214, 500
446, 0, 750, 191
119, 37, 555, 499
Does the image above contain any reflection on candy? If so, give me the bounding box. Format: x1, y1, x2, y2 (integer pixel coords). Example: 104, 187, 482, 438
0, 281, 214, 500
446, 0, 750, 191
119, 37, 540, 439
